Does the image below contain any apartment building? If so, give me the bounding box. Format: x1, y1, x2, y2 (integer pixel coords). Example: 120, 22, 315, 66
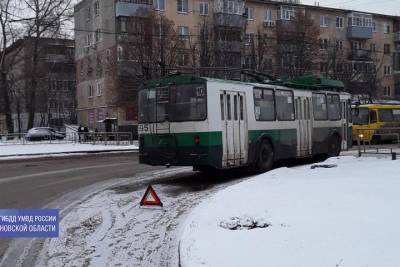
244, 1, 400, 99
4, 37, 76, 133
74, 0, 400, 133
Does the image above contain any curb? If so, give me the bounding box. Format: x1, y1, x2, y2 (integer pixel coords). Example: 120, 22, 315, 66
0, 149, 138, 158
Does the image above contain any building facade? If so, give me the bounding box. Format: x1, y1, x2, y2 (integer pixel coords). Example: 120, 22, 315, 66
74, 0, 400, 133
4, 37, 76, 133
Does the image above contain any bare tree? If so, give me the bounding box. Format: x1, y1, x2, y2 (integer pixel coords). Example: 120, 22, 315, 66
21, 0, 73, 129
0, 0, 20, 134
323, 39, 386, 100
274, 10, 320, 77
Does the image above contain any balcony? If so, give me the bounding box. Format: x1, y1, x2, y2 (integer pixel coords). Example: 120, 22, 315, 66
116, 0, 150, 17
216, 40, 242, 52
213, 13, 246, 28
347, 26, 373, 39
348, 50, 372, 61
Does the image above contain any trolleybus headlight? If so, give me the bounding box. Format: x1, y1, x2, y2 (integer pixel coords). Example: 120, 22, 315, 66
194, 135, 200, 145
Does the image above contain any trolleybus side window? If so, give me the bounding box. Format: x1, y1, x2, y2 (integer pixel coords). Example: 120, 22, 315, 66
312, 93, 328, 120
393, 109, 400, 121
378, 109, 394, 122
253, 88, 275, 121
327, 94, 341, 120
276, 90, 295, 121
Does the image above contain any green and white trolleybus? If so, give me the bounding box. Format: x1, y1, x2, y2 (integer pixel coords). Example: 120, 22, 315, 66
138, 75, 351, 172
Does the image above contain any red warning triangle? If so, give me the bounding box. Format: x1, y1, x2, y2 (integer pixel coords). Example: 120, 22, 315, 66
140, 185, 163, 207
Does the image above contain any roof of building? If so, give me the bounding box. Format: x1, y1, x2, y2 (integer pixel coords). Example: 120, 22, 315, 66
247, 0, 400, 20
4, 37, 74, 55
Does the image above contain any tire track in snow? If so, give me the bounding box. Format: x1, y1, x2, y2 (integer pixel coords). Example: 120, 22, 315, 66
33, 169, 253, 266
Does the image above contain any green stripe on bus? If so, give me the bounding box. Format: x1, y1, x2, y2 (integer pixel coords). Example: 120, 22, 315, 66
248, 129, 297, 143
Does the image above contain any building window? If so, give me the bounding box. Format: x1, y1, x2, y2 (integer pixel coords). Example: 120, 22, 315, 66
117, 46, 123, 61
384, 22, 390, 34
226, 0, 241, 15
177, 0, 188, 13
200, 2, 208, 15
120, 17, 127, 32
94, 2, 99, 16
88, 85, 93, 98
245, 7, 254, 20
280, 6, 295, 21
384, 65, 391, 76
384, 44, 391, 54
87, 7, 91, 21
96, 81, 103, 96
178, 26, 189, 40
351, 41, 362, 51
245, 32, 255, 45
106, 49, 111, 63
227, 1, 234, 14
370, 43, 376, 52
95, 29, 101, 43
154, 0, 165, 11
320, 15, 328, 27
336, 16, 344, 28
264, 9, 272, 22
86, 34, 92, 46
320, 38, 328, 50
348, 13, 372, 27
373, 21, 377, 32
336, 40, 343, 50
178, 53, 189, 66
384, 86, 391, 96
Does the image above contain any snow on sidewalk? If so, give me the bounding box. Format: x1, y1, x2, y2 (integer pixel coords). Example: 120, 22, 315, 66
180, 156, 400, 267
0, 143, 138, 158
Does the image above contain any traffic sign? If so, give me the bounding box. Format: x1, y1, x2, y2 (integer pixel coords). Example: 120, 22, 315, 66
139, 185, 163, 207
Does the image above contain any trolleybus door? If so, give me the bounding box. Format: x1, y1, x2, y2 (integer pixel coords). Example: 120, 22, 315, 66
296, 97, 312, 157
220, 91, 247, 167
341, 100, 348, 150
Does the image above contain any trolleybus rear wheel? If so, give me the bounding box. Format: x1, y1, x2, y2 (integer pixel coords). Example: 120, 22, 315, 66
257, 140, 274, 172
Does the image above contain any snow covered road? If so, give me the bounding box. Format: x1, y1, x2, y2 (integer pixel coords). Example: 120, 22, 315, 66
7, 167, 254, 267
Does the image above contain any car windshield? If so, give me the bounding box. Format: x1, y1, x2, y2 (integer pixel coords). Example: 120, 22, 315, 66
352, 108, 369, 125
139, 83, 207, 123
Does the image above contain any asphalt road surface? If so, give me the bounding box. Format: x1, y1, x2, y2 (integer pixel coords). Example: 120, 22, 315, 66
0, 152, 163, 261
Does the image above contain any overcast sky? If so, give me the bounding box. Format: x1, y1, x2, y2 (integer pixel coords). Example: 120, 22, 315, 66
301, 0, 400, 16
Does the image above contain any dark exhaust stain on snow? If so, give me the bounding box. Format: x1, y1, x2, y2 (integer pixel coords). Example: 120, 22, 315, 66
310, 164, 338, 169
220, 216, 271, 230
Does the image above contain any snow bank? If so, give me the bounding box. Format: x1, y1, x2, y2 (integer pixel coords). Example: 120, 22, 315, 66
0, 143, 138, 158
180, 156, 400, 267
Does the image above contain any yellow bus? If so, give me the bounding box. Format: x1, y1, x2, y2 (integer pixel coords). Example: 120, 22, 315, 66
352, 104, 400, 143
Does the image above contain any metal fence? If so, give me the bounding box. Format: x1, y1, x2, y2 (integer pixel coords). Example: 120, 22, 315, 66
355, 127, 400, 160
0, 132, 136, 146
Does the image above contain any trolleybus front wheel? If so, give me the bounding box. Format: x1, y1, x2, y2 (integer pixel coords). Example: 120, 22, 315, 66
256, 140, 274, 172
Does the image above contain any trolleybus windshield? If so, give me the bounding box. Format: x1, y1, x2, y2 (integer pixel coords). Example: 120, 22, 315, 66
352, 107, 369, 125
139, 84, 207, 123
